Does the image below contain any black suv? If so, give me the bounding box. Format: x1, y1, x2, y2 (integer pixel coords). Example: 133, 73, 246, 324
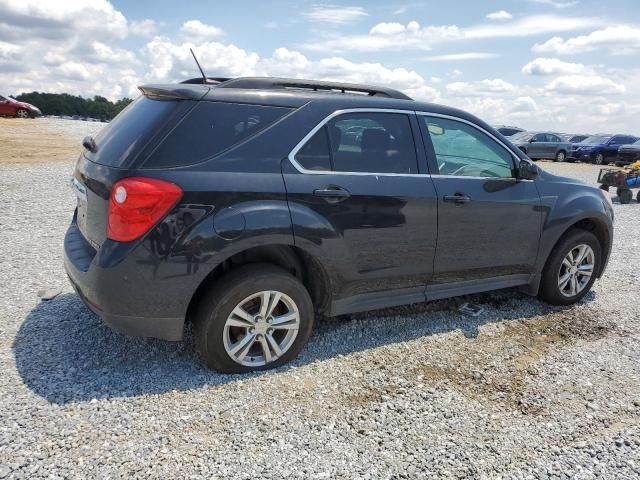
65, 77, 614, 373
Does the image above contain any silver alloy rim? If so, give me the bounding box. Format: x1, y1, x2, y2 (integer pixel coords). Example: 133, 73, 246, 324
223, 290, 300, 367
558, 244, 595, 298
17, 110, 28, 118
595, 154, 603, 165
557, 152, 565, 162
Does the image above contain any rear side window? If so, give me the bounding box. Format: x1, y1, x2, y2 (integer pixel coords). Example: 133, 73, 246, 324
147, 102, 292, 168
294, 112, 417, 174
329, 113, 417, 174
295, 128, 332, 171
86, 96, 182, 167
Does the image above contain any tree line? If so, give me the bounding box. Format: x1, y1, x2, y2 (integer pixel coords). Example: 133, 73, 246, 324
13, 92, 134, 121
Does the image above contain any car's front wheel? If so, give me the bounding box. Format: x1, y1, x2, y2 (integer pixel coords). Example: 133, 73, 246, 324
194, 264, 314, 373
539, 229, 601, 306
16, 109, 29, 119
594, 153, 605, 165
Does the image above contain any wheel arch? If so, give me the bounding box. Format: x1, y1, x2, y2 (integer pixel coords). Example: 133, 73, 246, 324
185, 244, 333, 326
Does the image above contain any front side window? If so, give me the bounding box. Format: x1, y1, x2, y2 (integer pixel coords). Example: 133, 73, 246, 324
422, 116, 514, 178
532, 133, 546, 142
294, 112, 418, 174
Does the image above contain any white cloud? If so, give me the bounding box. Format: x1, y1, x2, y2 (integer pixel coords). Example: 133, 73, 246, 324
546, 75, 626, 95
180, 20, 225, 40
130, 19, 157, 37
423, 52, 499, 61
529, 0, 579, 8
533, 26, 640, 55
303, 5, 368, 24
486, 11, 512, 21
513, 96, 537, 112
446, 78, 515, 96
522, 57, 588, 75
303, 15, 606, 52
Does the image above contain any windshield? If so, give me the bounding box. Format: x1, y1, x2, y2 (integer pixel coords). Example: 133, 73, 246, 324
510, 132, 533, 142
633, 140, 640, 146
581, 135, 610, 144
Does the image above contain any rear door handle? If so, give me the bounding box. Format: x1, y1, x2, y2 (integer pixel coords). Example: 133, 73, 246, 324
313, 186, 351, 203
443, 193, 471, 204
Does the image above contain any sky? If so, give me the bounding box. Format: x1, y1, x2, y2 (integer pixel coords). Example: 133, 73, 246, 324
1, 0, 640, 133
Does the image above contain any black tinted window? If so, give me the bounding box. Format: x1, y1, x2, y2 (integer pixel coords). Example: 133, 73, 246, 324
87, 96, 181, 167
148, 102, 292, 168
620, 136, 636, 145
326, 113, 417, 174
294, 127, 332, 171
532, 133, 546, 142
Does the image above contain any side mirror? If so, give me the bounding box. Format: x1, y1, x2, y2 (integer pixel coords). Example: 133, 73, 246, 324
518, 160, 538, 180
529, 138, 536, 143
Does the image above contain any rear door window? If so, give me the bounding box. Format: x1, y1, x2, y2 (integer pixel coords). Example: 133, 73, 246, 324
327, 112, 418, 174
147, 102, 292, 168
294, 128, 332, 171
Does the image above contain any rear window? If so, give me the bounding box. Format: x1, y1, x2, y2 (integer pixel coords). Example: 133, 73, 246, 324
86, 96, 182, 167
146, 102, 292, 168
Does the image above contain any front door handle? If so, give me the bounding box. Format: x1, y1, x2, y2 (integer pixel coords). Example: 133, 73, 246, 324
443, 193, 471, 204
313, 186, 351, 203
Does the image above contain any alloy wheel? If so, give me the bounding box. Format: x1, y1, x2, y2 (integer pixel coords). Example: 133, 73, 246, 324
16, 109, 29, 119
223, 290, 300, 367
557, 244, 595, 297
595, 153, 604, 165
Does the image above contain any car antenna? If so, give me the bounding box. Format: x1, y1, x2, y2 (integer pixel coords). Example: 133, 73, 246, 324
190, 48, 208, 84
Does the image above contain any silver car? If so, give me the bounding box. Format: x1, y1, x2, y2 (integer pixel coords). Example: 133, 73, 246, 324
510, 131, 572, 162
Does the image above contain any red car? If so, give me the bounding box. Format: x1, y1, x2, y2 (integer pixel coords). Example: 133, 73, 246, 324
0, 95, 42, 118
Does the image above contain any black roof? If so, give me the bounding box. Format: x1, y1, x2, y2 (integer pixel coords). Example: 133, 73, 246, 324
138, 76, 503, 139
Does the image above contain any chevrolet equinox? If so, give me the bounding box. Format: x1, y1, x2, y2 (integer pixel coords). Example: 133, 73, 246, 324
64, 77, 614, 373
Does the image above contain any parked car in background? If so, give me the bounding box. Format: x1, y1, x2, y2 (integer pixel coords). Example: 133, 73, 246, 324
615, 139, 640, 166
561, 134, 591, 144
495, 125, 525, 137
64, 76, 613, 373
0, 95, 42, 118
568, 134, 638, 165
510, 131, 572, 161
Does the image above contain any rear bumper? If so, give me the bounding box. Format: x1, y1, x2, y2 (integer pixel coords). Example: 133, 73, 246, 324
63, 219, 185, 341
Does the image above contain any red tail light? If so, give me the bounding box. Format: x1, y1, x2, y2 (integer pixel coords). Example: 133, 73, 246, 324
107, 177, 182, 242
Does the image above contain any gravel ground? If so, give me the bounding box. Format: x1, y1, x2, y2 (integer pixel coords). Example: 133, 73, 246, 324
1, 148, 639, 478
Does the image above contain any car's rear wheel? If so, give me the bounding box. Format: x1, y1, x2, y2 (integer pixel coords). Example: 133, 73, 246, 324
555, 151, 566, 162
594, 153, 605, 165
636, 190, 640, 203
539, 229, 601, 306
16, 109, 29, 119
194, 264, 314, 373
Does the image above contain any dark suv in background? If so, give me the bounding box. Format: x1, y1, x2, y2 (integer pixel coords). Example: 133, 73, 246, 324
568, 134, 638, 164
510, 131, 572, 162
64, 77, 614, 373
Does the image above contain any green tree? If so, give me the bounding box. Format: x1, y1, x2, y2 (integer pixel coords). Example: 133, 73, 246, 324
12, 92, 134, 121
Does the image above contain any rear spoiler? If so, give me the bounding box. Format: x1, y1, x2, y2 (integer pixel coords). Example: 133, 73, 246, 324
138, 85, 210, 100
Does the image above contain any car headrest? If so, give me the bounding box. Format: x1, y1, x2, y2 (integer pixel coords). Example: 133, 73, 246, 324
362, 129, 390, 152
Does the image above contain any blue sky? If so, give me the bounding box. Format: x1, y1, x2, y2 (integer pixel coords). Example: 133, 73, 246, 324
2, 0, 640, 132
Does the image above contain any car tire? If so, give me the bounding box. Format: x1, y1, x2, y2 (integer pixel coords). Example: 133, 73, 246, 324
619, 189, 633, 204
194, 263, 314, 373
16, 109, 29, 119
538, 229, 601, 306
594, 153, 605, 165
555, 151, 566, 162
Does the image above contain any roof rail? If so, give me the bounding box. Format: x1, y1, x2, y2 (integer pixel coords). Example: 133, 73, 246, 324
215, 77, 413, 100
180, 77, 232, 85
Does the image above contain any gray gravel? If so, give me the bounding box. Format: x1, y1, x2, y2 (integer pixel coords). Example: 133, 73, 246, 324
1, 151, 639, 478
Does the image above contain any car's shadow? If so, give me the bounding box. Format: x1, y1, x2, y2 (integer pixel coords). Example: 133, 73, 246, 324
13, 290, 594, 405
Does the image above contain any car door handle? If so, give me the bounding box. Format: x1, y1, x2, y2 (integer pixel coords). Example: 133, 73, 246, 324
313, 186, 351, 202
443, 193, 471, 204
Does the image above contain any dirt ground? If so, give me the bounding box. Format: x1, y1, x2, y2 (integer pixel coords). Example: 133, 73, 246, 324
0, 118, 103, 164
